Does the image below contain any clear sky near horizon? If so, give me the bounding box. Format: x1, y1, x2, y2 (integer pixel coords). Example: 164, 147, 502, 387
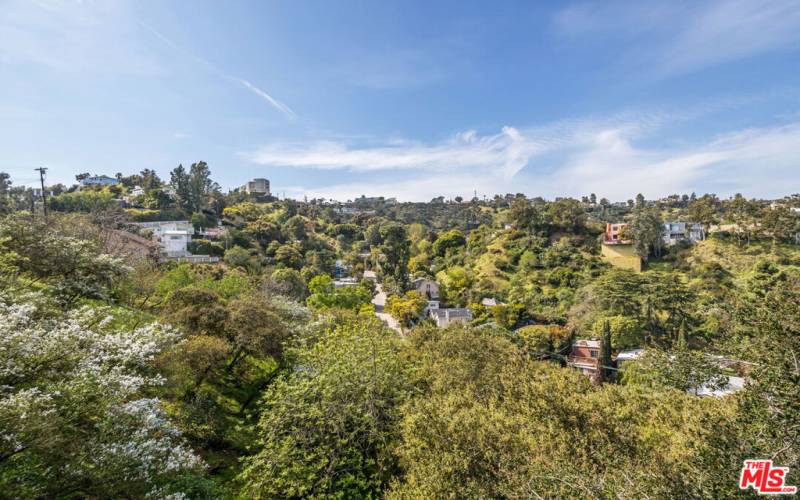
2, 0, 800, 201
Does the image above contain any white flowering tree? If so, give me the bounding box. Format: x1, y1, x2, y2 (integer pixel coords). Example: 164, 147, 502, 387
0, 297, 215, 498
0, 214, 130, 306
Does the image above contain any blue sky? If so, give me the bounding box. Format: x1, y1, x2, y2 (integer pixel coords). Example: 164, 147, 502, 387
2, 0, 800, 201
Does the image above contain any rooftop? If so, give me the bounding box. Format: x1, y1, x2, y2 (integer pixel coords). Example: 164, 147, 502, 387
431, 308, 472, 319
573, 339, 601, 349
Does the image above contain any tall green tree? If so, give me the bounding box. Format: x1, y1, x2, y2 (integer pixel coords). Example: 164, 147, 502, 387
629, 208, 664, 259
239, 317, 410, 498
170, 162, 219, 214
169, 164, 191, 212
0, 172, 10, 197
508, 197, 540, 235
380, 223, 410, 290
688, 194, 719, 234
187, 161, 219, 214
600, 320, 613, 383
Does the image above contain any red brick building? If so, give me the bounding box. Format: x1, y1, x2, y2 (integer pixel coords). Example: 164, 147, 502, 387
567, 339, 601, 375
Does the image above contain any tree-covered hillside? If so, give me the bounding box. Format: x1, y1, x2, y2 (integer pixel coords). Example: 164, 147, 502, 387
1, 168, 799, 498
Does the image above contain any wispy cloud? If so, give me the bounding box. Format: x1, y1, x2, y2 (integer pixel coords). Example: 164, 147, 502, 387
235, 78, 296, 120
139, 22, 296, 120
553, 0, 800, 76
244, 113, 800, 201
244, 126, 551, 177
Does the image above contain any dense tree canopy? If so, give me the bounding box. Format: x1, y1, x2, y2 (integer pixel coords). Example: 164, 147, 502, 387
2, 176, 799, 497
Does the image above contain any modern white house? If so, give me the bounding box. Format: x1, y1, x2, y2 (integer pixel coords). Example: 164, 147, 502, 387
162, 230, 192, 257
132, 220, 193, 258
663, 222, 705, 246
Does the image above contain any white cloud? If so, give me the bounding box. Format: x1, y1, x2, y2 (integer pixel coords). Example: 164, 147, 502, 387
553, 0, 800, 76
245, 117, 800, 201
244, 126, 548, 177
542, 122, 800, 200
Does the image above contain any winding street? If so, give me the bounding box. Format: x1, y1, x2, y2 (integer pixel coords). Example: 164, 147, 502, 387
371, 282, 402, 334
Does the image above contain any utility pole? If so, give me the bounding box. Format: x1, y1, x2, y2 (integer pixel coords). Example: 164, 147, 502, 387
34, 167, 48, 218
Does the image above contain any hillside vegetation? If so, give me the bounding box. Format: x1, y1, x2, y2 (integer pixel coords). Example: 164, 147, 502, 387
1, 168, 799, 498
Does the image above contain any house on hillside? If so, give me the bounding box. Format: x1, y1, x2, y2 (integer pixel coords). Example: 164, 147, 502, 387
132, 220, 193, 258
481, 297, 505, 307
600, 223, 642, 272
333, 277, 359, 288
334, 259, 350, 278
198, 226, 227, 240
615, 349, 644, 367
241, 178, 270, 196
80, 175, 119, 187
412, 277, 440, 300
567, 339, 601, 375
663, 222, 705, 246
430, 308, 472, 328
696, 376, 746, 398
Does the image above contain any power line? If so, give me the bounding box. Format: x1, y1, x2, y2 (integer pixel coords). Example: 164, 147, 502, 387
34, 167, 48, 218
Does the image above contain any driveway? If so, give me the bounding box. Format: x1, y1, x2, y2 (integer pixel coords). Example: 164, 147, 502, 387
372, 283, 402, 334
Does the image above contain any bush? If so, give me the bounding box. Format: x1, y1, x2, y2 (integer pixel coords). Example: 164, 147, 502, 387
188, 239, 224, 257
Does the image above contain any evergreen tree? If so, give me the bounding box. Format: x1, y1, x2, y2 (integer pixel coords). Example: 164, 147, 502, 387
629, 208, 664, 259
380, 223, 410, 290
170, 163, 191, 212
600, 320, 613, 382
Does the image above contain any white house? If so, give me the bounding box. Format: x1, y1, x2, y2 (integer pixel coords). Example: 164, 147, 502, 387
430, 308, 472, 328
80, 175, 119, 187
132, 220, 193, 258
412, 277, 440, 300
481, 297, 504, 307
663, 222, 705, 246
696, 376, 746, 398
162, 230, 192, 257
130, 185, 145, 197
333, 277, 359, 288
615, 349, 645, 367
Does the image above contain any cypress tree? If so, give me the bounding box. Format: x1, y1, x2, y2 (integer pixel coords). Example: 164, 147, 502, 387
600, 320, 613, 382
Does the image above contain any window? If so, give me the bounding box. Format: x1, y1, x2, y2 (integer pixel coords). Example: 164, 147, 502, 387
590, 350, 598, 358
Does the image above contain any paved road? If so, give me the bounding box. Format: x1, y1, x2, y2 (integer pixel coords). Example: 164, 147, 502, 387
372, 283, 402, 334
